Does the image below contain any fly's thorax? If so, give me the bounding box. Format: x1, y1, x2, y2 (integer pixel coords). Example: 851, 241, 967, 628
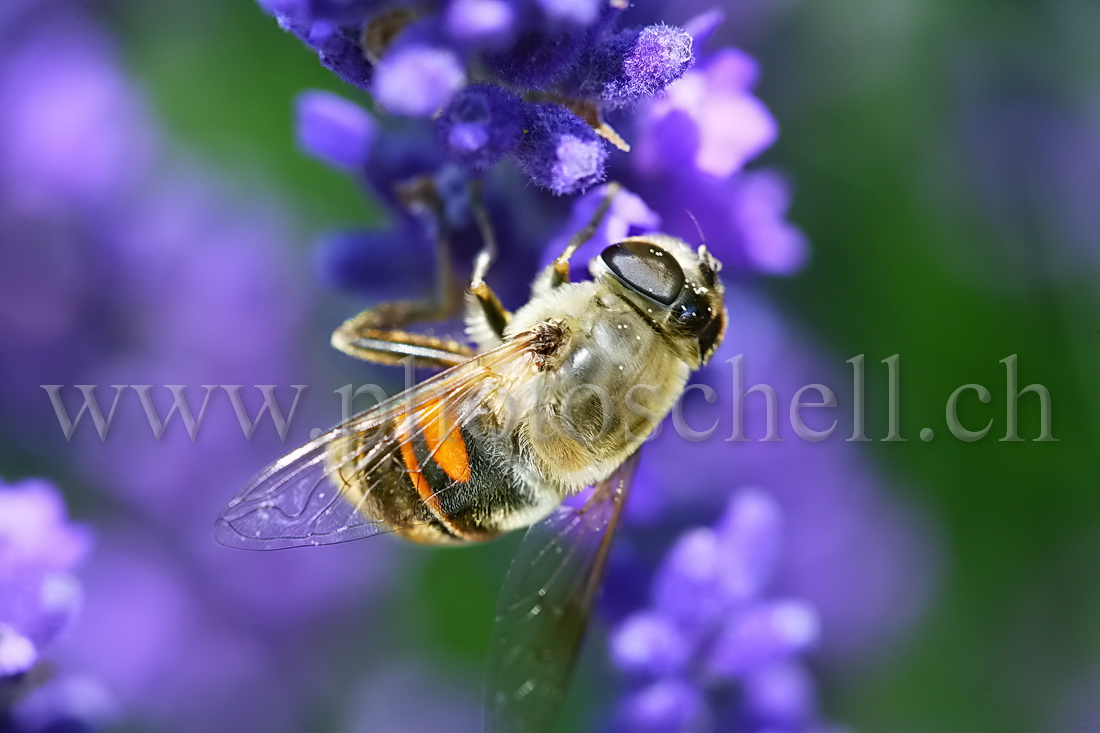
504, 286, 693, 492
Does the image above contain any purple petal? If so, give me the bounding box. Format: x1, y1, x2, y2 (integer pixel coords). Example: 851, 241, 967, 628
635, 48, 776, 179
683, 9, 724, 51
313, 225, 436, 300
296, 90, 375, 170
733, 170, 810, 274
0, 478, 91, 576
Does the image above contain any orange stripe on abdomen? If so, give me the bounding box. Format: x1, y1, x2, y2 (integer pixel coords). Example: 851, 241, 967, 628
396, 419, 443, 518
419, 398, 472, 483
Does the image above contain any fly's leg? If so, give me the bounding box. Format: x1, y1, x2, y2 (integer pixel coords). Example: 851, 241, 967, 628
464, 180, 512, 349
332, 177, 474, 369
532, 182, 620, 294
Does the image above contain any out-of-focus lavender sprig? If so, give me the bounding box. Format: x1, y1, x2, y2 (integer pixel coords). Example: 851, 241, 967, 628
0, 7, 405, 731
0, 479, 89, 684
0, 477, 113, 732
610, 488, 830, 733
262, 0, 696, 195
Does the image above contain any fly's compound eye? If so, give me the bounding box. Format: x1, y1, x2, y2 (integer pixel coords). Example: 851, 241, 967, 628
600, 241, 686, 306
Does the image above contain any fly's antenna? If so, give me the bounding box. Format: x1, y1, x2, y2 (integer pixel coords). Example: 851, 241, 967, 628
686, 209, 721, 276
686, 209, 707, 249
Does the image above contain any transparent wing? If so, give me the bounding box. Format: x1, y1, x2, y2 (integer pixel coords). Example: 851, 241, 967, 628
214, 335, 535, 550
485, 451, 640, 733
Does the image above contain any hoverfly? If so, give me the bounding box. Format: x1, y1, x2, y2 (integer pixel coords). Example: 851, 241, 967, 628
215, 181, 727, 732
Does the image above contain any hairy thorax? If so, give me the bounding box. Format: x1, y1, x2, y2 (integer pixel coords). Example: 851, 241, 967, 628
501, 283, 692, 493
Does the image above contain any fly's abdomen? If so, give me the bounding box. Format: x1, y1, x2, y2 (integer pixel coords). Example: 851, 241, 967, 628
328, 415, 558, 545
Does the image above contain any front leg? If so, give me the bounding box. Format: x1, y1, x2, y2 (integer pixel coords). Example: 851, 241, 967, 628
464, 180, 513, 351
331, 300, 473, 369
531, 182, 620, 296
332, 176, 473, 369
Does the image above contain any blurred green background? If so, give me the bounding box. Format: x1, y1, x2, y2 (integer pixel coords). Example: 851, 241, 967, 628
92, 0, 1099, 730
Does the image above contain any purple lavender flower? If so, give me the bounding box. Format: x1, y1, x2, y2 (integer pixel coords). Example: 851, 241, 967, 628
611, 489, 826, 732
0, 18, 157, 207
305, 20, 377, 89
261, 0, 697, 195
0, 477, 98, 728
0, 481, 88, 678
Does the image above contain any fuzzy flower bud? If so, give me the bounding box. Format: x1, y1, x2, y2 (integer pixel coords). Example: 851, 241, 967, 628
513, 102, 607, 195
373, 43, 466, 117
296, 90, 376, 170
568, 24, 694, 107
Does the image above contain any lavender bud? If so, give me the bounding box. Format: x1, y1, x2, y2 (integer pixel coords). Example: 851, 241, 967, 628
436, 84, 524, 169
0, 626, 37, 677
534, 0, 600, 26
715, 488, 783, 600
614, 679, 711, 733
569, 24, 694, 107
706, 601, 820, 679
609, 611, 692, 677
445, 0, 517, 48
303, 21, 374, 90
742, 661, 818, 727
296, 90, 375, 170
373, 43, 466, 117
512, 102, 607, 195
650, 528, 727, 631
